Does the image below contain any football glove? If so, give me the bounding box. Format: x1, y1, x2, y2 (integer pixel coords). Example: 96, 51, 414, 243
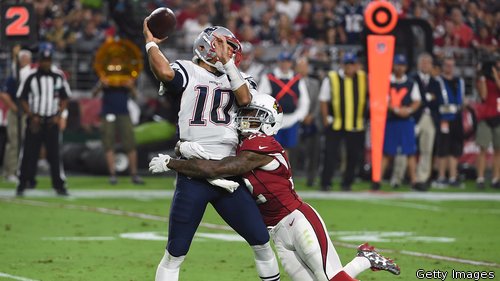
179, 141, 210, 160
207, 178, 239, 193
149, 154, 171, 174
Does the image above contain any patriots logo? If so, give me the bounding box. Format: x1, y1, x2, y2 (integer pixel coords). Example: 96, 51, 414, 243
203, 27, 218, 35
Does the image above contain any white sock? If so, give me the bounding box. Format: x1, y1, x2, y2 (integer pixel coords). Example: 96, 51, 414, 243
343, 256, 371, 278
155, 250, 186, 281
251, 242, 280, 281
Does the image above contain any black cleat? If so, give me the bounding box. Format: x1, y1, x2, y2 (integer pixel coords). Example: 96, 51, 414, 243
131, 175, 145, 185
357, 243, 400, 275
55, 188, 69, 197
15, 189, 24, 197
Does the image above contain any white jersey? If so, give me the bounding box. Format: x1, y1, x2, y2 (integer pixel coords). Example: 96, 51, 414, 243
162, 60, 257, 160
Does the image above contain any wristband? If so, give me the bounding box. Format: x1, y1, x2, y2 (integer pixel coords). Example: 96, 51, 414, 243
145, 41, 159, 53
223, 59, 246, 91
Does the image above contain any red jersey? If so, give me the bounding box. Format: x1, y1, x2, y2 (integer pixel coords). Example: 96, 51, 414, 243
237, 133, 303, 226
475, 79, 500, 121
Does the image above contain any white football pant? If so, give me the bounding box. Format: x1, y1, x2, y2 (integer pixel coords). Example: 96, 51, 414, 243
269, 203, 369, 281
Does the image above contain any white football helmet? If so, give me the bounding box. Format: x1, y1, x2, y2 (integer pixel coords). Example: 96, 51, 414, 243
193, 26, 242, 69
236, 95, 283, 136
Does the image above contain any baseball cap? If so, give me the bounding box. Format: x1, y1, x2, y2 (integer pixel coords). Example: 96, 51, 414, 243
277, 51, 293, 61
39, 42, 54, 59
343, 52, 357, 64
394, 54, 407, 65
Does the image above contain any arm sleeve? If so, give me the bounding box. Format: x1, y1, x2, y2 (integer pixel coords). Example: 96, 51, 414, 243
281, 79, 310, 128
18, 75, 31, 101
3, 77, 14, 94
295, 79, 311, 121
159, 61, 188, 96
257, 74, 272, 95
410, 83, 421, 102
459, 78, 465, 105
60, 75, 71, 99
318, 78, 331, 102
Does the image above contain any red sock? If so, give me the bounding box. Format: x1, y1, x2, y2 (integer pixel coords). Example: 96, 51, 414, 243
330, 271, 358, 281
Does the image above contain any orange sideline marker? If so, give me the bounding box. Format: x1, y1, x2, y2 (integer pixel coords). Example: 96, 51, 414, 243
365, 0, 398, 184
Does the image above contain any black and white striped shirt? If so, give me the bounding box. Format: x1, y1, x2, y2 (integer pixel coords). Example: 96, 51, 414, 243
18, 67, 71, 117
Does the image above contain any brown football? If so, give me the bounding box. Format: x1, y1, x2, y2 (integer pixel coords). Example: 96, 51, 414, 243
147, 7, 177, 39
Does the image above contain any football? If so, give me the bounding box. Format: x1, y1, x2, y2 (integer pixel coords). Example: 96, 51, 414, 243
147, 7, 177, 39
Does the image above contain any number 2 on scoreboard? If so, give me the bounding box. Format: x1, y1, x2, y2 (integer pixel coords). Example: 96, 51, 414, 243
5, 6, 30, 36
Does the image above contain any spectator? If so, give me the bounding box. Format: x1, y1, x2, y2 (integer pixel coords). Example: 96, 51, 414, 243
258, 51, 310, 155
319, 53, 367, 191
251, 0, 269, 22
183, 12, 211, 49
239, 42, 266, 84
74, 21, 105, 89
412, 53, 442, 190
472, 26, 498, 56
295, 56, 321, 187
176, 0, 200, 28
236, 5, 257, 29
213, 0, 240, 26
92, 78, 144, 185
433, 57, 465, 188
257, 11, 278, 44
2, 48, 32, 184
16, 44, 70, 197
464, 2, 482, 34
336, 0, 364, 45
0, 94, 9, 169
45, 15, 76, 53
475, 59, 500, 189
239, 24, 260, 45
381, 54, 421, 191
303, 10, 328, 41
450, 8, 474, 48
276, 0, 302, 22
294, 1, 312, 31
276, 13, 295, 46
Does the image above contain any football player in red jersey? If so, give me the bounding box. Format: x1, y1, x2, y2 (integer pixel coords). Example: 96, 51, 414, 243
149, 95, 400, 281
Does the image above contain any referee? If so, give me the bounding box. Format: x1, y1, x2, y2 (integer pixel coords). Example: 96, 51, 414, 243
16, 43, 70, 197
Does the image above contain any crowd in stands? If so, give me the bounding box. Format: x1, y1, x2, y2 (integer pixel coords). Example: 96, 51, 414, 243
0, 0, 499, 191
19, 0, 498, 61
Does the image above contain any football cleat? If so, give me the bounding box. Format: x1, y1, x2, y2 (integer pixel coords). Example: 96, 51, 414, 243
357, 243, 400, 275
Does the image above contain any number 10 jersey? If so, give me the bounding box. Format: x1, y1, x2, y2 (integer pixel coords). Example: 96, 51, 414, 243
163, 60, 257, 160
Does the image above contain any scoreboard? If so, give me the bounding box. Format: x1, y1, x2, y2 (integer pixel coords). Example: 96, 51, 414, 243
0, 3, 37, 46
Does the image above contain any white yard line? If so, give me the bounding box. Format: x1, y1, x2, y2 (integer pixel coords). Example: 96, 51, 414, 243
1, 197, 500, 268
0, 272, 39, 281
0, 197, 233, 231
334, 242, 500, 268
2, 189, 500, 201
363, 200, 444, 212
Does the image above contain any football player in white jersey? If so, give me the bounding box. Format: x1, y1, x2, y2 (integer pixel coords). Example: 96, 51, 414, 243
150, 95, 401, 281
144, 19, 280, 281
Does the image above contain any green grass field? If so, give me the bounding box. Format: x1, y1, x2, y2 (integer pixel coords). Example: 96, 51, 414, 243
1, 176, 499, 281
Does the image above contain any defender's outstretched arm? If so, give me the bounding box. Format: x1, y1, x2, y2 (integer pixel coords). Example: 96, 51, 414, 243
168, 151, 272, 178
